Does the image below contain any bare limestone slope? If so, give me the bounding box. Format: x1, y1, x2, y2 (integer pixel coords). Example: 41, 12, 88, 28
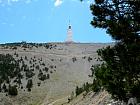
0, 42, 110, 105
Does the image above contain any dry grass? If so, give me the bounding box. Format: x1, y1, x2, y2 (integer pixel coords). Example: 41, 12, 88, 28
0, 43, 110, 105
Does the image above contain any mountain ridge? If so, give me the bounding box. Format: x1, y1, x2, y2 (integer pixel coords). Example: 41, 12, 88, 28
0, 42, 110, 105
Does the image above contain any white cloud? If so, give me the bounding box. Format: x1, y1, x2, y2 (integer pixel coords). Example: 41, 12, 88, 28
88, 0, 94, 4
54, 0, 63, 7
0, 0, 35, 6
53, 0, 93, 7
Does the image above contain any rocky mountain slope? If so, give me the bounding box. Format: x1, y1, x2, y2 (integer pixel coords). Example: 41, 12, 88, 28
0, 42, 111, 105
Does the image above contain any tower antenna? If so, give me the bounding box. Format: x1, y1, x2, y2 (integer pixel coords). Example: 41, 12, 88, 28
69, 19, 70, 25
66, 20, 73, 43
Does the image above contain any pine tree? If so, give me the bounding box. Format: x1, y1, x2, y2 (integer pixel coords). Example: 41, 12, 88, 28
26, 79, 33, 91
8, 85, 18, 96
88, 0, 140, 102
2, 83, 7, 92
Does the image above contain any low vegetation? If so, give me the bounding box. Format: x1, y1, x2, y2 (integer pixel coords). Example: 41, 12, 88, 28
0, 42, 56, 50
75, 82, 93, 97
0, 48, 54, 95
26, 79, 33, 91
8, 85, 18, 96
72, 57, 77, 62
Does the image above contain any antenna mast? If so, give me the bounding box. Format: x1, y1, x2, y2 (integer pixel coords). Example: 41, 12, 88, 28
66, 20, 73, 43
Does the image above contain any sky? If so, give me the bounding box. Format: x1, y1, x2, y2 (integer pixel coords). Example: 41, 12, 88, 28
0, 0, 112, 43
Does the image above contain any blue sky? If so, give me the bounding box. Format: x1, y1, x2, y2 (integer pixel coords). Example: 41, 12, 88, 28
0, 0, 112, 43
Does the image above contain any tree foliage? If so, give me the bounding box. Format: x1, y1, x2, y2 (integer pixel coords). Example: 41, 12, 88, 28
26, 79, 33, 91
75, 86, 83, 96
8, 85, 18, 96
95, 43, 140, 101
90, 0, 140, 42
0, 54, 20, 80
75, 82, 93, 96
89, 0, 140, 102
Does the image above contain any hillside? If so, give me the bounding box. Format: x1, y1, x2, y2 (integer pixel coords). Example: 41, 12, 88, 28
0, 42, 110, 105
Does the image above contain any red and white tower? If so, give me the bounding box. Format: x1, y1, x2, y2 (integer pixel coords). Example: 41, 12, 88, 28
66, 21, 73, 43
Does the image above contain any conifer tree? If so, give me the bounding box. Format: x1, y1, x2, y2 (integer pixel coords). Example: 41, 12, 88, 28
84, 0, 140, 102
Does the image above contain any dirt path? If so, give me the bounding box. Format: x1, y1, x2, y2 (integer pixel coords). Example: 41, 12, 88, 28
41, 96, 69, 105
